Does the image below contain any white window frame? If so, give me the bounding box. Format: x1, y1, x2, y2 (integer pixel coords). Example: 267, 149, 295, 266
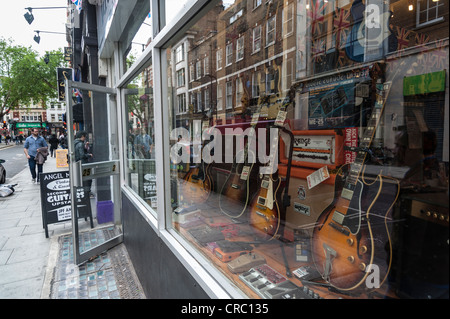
175, 44, 184, 63
189, 64, 195, 82
235, 77, 243, 107
216, 49, 222, 70
176, 68, 185, 87
226, 81, 233, 109
252, 25, 261, 54
177, 93, 187, 114
196, 61, 202, 79
204, 56, 209, 75
236, 36, 244, 61
282, 3, 294, 37
226, 43, 233, 66
217, 84, 223, 111
266, 15, 276, 46
416, 0, 445, 28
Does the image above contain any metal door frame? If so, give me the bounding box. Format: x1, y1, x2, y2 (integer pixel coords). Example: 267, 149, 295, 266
65, 80, 123, 265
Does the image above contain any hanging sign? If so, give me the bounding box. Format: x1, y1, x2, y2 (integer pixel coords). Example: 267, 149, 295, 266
57, 68, 73, 102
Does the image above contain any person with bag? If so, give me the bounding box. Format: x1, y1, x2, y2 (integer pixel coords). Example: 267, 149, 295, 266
24, 128, 48, 184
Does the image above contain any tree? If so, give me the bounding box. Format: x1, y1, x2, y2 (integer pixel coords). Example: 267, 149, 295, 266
0, 37, 66, 119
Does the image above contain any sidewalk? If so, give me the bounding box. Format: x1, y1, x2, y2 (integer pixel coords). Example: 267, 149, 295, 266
0, 151, 146, 299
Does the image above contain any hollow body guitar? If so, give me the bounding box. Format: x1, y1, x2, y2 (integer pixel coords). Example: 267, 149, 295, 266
219, 117, 260, 219
311, 81, 400, 291
181, 161, 212, 205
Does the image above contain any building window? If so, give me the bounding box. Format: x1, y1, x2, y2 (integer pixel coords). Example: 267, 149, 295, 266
236, 36, 244, 61
235, 77, 243, 107
176, 68, 185, 87
253, 0, 262, 9
252, 72, 260, 98
204, 56, 209, 75
226, 43, 233, 66
252, 25, 261, 53
417, 0, 445, 27
226, 81, 233, 109
216, 49, 222, 70
177, 94, 186, 114
266, 15, 276, 46
282, 3, 294, 37
196, 61, 202, 79
217, 84, 223, 111
204, 88, 210, 111
175, 44, 184, 63
189, 65, 194, 82
196, 91, 202, 113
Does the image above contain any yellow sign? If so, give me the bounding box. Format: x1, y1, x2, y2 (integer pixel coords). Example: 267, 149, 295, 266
56, 149, 69, 168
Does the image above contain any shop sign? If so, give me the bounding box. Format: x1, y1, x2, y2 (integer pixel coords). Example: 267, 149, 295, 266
40, 171, 92, 238
16, 122, 45, 128
403, 70, 446, 96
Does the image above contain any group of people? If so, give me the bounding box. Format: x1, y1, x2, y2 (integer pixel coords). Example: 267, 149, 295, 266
0, 134, 24, 145
23, 129, 92, 184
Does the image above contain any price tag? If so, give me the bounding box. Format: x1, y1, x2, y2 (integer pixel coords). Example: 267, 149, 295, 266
306, 166, 330, 189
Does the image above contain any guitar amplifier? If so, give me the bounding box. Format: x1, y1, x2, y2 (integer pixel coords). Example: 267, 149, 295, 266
278, 164, 335, 237
279, 130, 344, 169
393, 192, 449, 299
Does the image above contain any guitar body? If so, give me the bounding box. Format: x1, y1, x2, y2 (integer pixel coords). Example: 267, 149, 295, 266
180, 164, 212, 205
248, 176, 281, 240
311, 164, 399, 291
219, 160, 255, 218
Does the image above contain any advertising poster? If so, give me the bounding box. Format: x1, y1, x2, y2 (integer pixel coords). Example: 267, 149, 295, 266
40, 171, 92, 237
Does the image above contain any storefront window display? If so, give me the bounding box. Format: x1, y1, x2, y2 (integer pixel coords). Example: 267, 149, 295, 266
124, 60, 157, 211
165, 0, 448, 299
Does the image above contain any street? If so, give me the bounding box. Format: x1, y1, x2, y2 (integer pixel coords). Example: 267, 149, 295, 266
0, 144, 28, 183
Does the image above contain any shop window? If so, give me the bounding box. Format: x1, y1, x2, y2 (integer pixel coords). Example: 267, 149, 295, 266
165, 0, 449, 300
124, 59, 156, 211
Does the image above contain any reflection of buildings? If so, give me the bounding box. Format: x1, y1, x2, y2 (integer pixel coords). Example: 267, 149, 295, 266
175, 0, 448, 129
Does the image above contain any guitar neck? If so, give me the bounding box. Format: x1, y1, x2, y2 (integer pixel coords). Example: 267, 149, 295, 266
341, 81, 391, 199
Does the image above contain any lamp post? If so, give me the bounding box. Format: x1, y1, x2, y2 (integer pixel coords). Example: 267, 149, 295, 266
33, 30, 66, 44
24, 7, 66, 25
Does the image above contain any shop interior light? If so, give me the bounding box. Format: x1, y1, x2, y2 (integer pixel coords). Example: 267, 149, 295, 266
409, 4, 414, 11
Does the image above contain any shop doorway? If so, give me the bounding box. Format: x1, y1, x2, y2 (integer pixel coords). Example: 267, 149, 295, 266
65, 80, 122, 265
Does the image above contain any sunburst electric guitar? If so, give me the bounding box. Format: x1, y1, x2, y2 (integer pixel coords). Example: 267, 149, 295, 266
248, 94, 291, 240
311, 80, 400, 291
180, 144, 212, 205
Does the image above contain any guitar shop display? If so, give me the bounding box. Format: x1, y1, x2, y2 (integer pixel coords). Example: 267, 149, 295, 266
248, 93, 293, 240
311, 79, 400, 291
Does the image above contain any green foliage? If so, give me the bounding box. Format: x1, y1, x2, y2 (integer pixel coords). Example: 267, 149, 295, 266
0, 37, 66, 119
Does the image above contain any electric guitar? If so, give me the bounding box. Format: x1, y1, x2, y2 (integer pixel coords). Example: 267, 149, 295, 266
218, 99, 265, 219
180, 142, 212, 205
311, 79, 400, 291
248, 94, 292, 240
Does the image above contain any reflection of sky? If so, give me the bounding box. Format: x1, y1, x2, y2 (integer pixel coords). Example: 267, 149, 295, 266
223, 0, 236, 9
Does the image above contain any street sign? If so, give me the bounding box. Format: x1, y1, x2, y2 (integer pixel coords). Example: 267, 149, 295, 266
40, 171, 93, 238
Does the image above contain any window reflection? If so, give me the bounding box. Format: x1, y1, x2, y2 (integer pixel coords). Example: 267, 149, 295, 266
165, 0, 448, 299
125, 61, 157, 210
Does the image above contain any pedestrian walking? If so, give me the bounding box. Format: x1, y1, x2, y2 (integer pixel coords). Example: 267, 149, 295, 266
75, 130, 93, 195
49, 134, 59, 157
23, 128, 48, 184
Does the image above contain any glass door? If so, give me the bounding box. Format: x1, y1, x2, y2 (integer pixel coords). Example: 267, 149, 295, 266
65, 80, 122, 265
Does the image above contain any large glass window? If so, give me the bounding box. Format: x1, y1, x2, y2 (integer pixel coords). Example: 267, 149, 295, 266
165, 0, 449, 299
124, 59, 157, 211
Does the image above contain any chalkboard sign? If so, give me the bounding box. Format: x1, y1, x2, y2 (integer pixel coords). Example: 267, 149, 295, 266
40, 171, 93, 238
